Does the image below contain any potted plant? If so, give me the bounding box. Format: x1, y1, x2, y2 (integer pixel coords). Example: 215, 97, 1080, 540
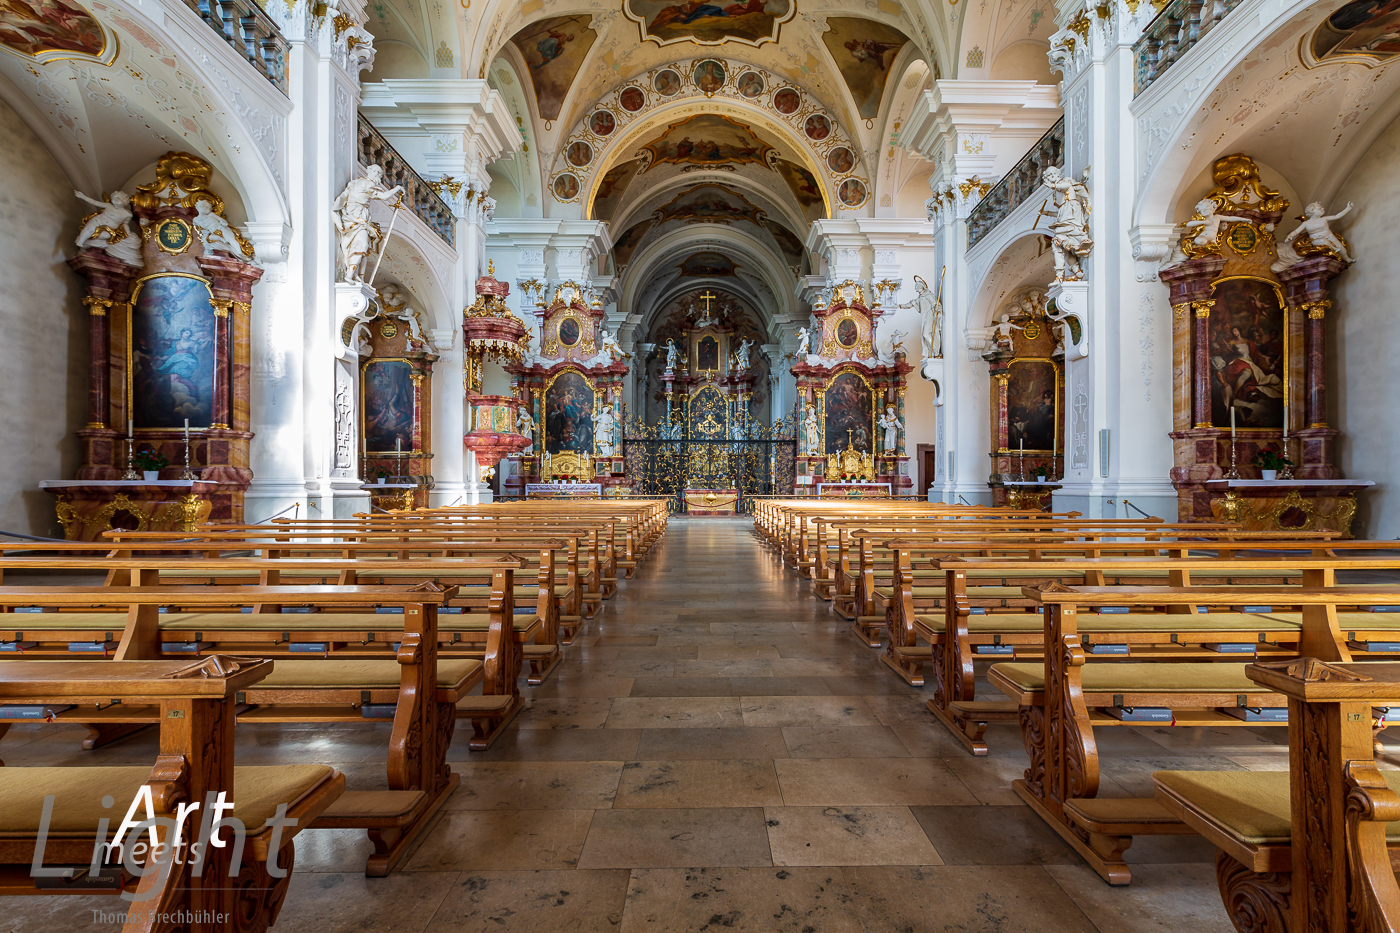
1251, 448, 1291, 481
132, 448, 169, 482
371, 467, 390, 485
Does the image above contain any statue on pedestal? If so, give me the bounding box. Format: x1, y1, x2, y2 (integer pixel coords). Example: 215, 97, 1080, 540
664, 337, 683, 373
593, 406, 616, 456
74, 190, 142, 266
991, 313, 1024, 349
803, 403, 820, 453
1042, 166, 1093, 281
899, 274, 943, 360
878, 406, 903, 454
732, 337, 753, 371
517, 408, 536, 453
332, 166, 404, 284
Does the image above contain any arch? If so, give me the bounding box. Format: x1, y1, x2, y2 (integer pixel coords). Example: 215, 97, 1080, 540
967, 231, 1054, 331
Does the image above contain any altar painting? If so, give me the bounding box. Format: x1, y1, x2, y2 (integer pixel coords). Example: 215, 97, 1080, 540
1209, 278, 1285, 428
697, 335, 720, 371
545, 370, 595, 454
130, 274, 215, 429
362, 359, 414, 453
1006, 360, 1057, 452
824, 370, 873, 454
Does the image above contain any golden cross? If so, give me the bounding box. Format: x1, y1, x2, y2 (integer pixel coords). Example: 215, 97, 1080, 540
700, 291, 716, 312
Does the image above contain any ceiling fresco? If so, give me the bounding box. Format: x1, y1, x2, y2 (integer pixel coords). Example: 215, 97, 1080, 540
623, 0, 794, 47
509, 14, 598, 121
821, 17, 910, 120
639, 113, 776, 169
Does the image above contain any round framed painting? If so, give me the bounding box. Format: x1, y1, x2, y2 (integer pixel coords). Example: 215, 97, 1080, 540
652, 69, 681, 97
826, 146, 855, 175
553, 174, 580, 201
559, 318, 582, 347
693, 59, 726, 93
772, 87, 800, 114
736, 71, 765, 99
804, 114, 831, 140
619, 86, 646, 112
566, 141, 593, 167
838, 179, 867, 207
589, 110, 616, 136
836, 318, 859, 348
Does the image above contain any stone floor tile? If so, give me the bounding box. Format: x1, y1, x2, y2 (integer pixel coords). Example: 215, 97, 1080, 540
911, 806, 1081, 864
514, 698, 615, 730
764, 806, 942, 866
768, 659, 869, 678
781, 726, 912, 759
730, 676, 834, 696
528, 675, 636, 698
447, 761, 624, 809
606, 697, 745, 729
275, 871, 458, 932
889, 720, 995, 757
424, 870, 631, 932
739, 696, 885, 729
614, 759, 782, 808
629, 676, 734, 697
464, 727, 642, 762
676, 658, 775, 675
774, 757, 980, 806
577, 808, 773, 868
1045, 862, 1236, 932
634, 727, 790, 760
840, 866, 1099, 931
404, 810, 595, 870
620, 867, 864, 933
862, 694, 937, 726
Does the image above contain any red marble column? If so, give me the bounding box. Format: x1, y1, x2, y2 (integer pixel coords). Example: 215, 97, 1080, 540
1304, 300, 1329, 429
85, 297, 111, 428
210, 300, 232, 429
1192, 301, 1214, 428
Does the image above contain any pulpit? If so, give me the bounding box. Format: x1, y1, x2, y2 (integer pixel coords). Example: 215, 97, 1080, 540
45, 152, 261, 536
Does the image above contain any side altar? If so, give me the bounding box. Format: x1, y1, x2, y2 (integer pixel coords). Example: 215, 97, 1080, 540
791, 281, 913, 496
1162, 154, 1369, 535
504, 280, 629, 494
45, 152, 262, 539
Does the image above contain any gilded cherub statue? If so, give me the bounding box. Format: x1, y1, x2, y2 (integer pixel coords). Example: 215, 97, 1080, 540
1182, 198, 1251, 250
192, 199, 248, 260
1285, 201, 1355, 263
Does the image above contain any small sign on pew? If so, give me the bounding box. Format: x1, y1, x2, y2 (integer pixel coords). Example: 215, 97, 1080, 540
1223, 706, 1288, 722
1105, 707, 1173, 722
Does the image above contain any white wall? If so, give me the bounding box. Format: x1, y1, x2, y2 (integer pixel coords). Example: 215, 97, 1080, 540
1332, 112, 1400, 538
0, 98, 85, 535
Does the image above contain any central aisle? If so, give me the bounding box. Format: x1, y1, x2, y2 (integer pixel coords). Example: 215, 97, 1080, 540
278, 516, 1232, 932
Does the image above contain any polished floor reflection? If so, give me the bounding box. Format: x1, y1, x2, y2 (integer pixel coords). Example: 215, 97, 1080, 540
5, 518, 1260, 931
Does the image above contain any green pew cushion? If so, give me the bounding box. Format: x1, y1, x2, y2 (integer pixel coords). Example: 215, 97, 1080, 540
1257, 612, 1400, 631
256, 658, 481, 689
0, 765, 333, 835
158, 612, 533, 633
0, 612, 124, 630
914, 611, 1299, 636
990, 661, 1260, 693
1156, 769, 1400, 846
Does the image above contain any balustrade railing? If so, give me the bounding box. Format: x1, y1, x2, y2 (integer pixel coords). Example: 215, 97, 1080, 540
182, 0, 287, 93
965, 118, 1064, 250
1133, 0, 1246, 95
357, 115, 457, 249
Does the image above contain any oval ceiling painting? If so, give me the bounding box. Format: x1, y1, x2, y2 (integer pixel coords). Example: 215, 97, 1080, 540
553, 173, 581, 201
804, 114, 831, 140
772, 87, 800, 114
567, 141, 594, 167
653, 68, 682, 96
590, 110, 616, 136
619, 86, 646, 112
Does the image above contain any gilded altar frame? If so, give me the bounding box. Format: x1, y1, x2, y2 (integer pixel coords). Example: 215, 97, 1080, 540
543, 366, 600, 456
126, 271, 216, 433
995, 357, 1063, 456
360, 356, 419, 455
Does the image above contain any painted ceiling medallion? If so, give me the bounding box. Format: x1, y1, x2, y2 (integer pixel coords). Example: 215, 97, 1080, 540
0, 0, 115, 65
623, 0, 795, 47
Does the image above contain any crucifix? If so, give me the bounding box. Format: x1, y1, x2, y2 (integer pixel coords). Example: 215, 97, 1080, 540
700, 291, 716, 312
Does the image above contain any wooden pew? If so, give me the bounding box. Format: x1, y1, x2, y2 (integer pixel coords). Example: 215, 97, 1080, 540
0, 657, 343, 932
0, 579, 514, 875
994, 583, 1400, 885
1154, 657, 1400, 933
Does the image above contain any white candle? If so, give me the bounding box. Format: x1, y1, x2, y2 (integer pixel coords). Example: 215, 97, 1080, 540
127, 419, 133, 439
1230, 406, 1236, 440
396, 437, 402, 454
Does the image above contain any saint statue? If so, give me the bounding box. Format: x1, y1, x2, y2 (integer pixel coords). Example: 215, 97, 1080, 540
517, 408, 536, 453
898, 275, 943, 360
593, 406, 616, 457
803, 403, 820, 453
732, 337, 753, 370
1042, 165, 1093, 281
332, 165, 404, 284
664, 337, 683, 372
878, 406, 903, 454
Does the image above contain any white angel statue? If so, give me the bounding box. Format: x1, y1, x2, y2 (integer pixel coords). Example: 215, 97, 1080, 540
795, 326, 812, 357
192, 199, 245, 258
991, 313, 1023, 349
876, 328, 907, 366
1285, 201, 1355, 263
74, 189, 142, 266
1183, 198, 1251, 250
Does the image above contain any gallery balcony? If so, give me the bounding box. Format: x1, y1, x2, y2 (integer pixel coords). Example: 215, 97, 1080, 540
965, 118, 1065, 250
181, 0, 288, 93
357, 115, 457, 249
1133, 0, 1248, 95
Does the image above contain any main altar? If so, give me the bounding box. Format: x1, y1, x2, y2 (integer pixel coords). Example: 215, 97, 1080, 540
45, 152, 262, 539
1162, 154, 1369, 535
790, 281, 913, 496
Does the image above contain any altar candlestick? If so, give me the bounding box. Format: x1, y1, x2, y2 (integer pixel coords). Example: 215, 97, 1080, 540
128, 419, 133, 439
